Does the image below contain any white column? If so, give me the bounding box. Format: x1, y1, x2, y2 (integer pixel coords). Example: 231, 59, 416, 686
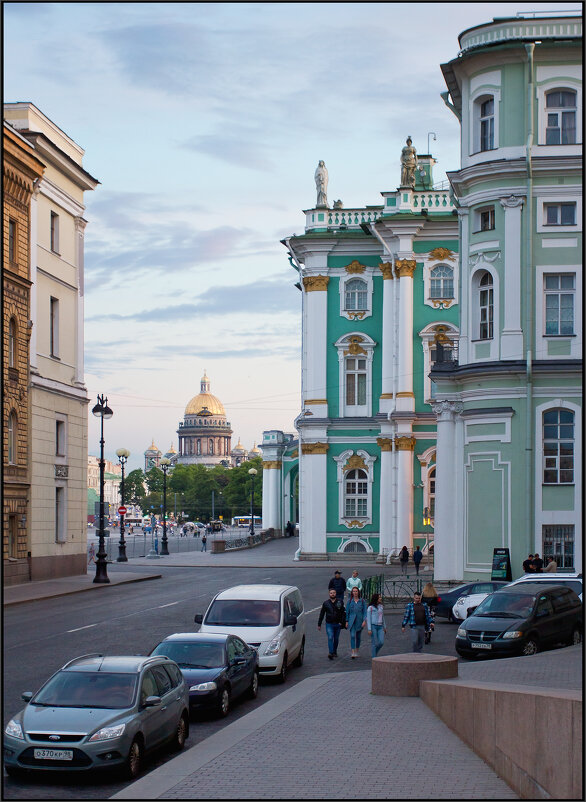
74, 217, 87, 386
298, 444, 328, 555
499, 196, 525, 360
377, 438, 393, 557
262, 463, 282, 531
302, 276, 329, 416
29, 184, 40, 373
431, 400, 464, 580
457, 208, 470, 364
379, 263, 395, 414
394, 435, 415, 549
395, 259, 416, 412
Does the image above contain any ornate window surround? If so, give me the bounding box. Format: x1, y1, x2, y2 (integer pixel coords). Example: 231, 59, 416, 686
338, 263, 374, 321
417, 446, 436, 521
469, 80, 501, 155
333, 449, 377, 528
334, 332, 377, 417
535, 74, 582, 148
421, 249, 459, 310
469, 258, 500, 360
419, 322, 459, 402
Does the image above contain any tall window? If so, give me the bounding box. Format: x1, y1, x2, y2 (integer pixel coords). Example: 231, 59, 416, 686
55, 486, 66, 542
9, 219, 17, 262
8, 411, 17, 464
544, 202, 576, 226
479, 272, 494, 340
429, 265, 454, 299
196, 439, 201, 455
50, 211, 60, 253
344, 469, 368, 518
479, 207, 495, 231
9, 318, 17, 368
428, 466, 436, 518
543, 525, 574, 570
344, 278, 368, 311
8, 515, 18, 558
209, 439, 214, 455
345, 357, 366, 406
543, 409, 574, 484
545, 274, 574, 336
545, 90, 576, 145
479, 97, 495, 151
56, 419, 66, 457
50, 296, 59, 357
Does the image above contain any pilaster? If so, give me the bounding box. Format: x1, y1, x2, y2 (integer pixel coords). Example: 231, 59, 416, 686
457, 208, 470, 364
74, 216, 87, 386
379, 261, 395, 414
499, 195, 525, 360
395, 259, 416, 412
299, 442, 329, 555
394, 434, 416, 550
302, 275, 329, 417
29, 183, 40, 373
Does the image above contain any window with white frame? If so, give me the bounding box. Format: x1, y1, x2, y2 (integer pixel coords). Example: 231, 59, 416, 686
420, 323, 459, 402
335, 333, 376, 417
479, 272, 494, 340
50, 211, 60, 253
50, 296, 59, 358
545, 90, 577, 145
543, 408, 574, 484
479, 97, 495, 151
56, 419, 66, 457
429, 265, 454, 299
544, 274, 574, 336
344, 469, 368, 518
543, 524, 574, 570
474, 206, 495, 232
9, 318, 17, 368
544, 202, 576, 227
339, 272, 373, 320
345, 356, 367, 407
344, 278, 368, 311
428, 466, 436, 519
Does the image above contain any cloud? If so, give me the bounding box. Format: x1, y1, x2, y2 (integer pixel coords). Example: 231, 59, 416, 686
180, 133, 274, 171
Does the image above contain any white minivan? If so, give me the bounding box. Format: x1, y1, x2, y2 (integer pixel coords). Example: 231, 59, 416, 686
194, 585, 305, 682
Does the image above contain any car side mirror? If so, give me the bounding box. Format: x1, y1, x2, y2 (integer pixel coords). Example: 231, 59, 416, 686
194, 614, 203, 624
284, 614, 298, 627
143, 695, 161, 707
21, 692, 33, 703
232, 657, 246, 666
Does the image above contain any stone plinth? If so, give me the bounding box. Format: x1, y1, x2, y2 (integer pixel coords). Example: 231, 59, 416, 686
372, 653, 458, 696
211, 539, 226, 553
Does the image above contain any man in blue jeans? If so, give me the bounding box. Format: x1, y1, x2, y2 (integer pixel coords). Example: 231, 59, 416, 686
317, 588, 347, 659
401, 592, 433, 652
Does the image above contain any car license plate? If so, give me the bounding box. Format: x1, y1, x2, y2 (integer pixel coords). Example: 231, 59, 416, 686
33, 748, 73, 761
471, 643, 492, 650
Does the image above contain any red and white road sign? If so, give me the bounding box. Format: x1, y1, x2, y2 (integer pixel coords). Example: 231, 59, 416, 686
118, 506, 127, 515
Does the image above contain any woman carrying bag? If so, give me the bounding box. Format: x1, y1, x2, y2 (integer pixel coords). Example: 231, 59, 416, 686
367, 592, 387, 659
346, 586, 367, 658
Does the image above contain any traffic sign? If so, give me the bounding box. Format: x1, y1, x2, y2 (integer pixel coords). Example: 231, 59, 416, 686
118, 506, 127, 515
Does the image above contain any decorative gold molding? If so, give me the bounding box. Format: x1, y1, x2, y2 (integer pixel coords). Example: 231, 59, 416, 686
262, 460, 282, 469
344, 520, 366, 529
396, 391, 415, 398
344, 453, 366, 472
345, 260, 366, 274
302, 275, 329, 292
395, 259, 416, 278
346, 311, 366, 320
290, 449, 298, 459
304, 399, 328, 405
379, 262, 394, 279
433, 325, 454, 346
428, 247, 455, 262
431, 298, 453, 309
376, 437, 393, 452
379, 393, 394, 399
301, 442, 329, 455
343, 335, 367, 356
395, 435, 416, 451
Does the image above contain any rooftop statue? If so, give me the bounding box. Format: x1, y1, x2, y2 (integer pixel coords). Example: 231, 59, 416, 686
314, 160, 329, 208
400, 136, 418, 188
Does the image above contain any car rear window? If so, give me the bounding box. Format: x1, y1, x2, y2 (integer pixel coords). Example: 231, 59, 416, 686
205, 599, 280, 626
33, 671, 137, 709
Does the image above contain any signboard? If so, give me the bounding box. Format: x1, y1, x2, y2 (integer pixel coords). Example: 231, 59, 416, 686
491, 548, 512, 582
118, 506, 127, 515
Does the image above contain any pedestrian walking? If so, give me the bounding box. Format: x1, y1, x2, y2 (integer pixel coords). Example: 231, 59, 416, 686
421, 581, 438, 612
401, 591, 433, 653
413, 545, 423, 575
285, 520, 295, 537
201, 533, 207, 552
328, 569, 346, 602
531, 553, 544, 572
543, 556, 557, 573
346, 586, 367, 658
367, 593, 386, 659
399, 545, 409, 575
346, 569, 362, 596
87, 542, 96, 565
318, 588, 347, 659
522, 554, 535, 573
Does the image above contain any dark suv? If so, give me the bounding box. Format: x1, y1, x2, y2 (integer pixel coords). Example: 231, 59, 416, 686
456, 584, 582, 659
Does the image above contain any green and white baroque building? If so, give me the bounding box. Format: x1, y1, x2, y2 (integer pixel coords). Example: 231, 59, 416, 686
262, 13, 582, 580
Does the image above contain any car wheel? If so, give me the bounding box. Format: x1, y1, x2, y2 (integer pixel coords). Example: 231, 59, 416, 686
5, 766, 26, 778
522, 637, 539, 656
248, 670, 259, 699
217, 686, 230, 717
171, 713, 188, 751
570, 627, 582, 646
278, 652, 288, 683
126, 737, 143, 780
448, 610, 454, 623
294, 637, 305, 667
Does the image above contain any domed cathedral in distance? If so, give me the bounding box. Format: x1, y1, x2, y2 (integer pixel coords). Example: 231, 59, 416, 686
176, 371, 233, 467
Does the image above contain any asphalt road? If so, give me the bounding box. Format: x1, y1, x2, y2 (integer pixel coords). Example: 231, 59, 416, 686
3, 563, 459, 800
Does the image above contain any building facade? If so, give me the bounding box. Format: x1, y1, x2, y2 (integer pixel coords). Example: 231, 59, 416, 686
4, 103, 99, 581
432, 14, 582, 579
176, 372, 233, 467
264, 148, 459, 558
3, 122, 45, 585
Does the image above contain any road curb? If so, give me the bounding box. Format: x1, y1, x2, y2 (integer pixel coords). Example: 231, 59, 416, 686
2, 573, 162, 607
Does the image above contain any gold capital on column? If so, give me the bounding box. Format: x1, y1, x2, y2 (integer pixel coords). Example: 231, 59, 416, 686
301, 442, 329, 455
395, 259, 416, 278
379, 262, 394, 279
376, 437, 393, 451
394, 435, 416, 451
302, 275, 329, 292
262, 460, 282, 469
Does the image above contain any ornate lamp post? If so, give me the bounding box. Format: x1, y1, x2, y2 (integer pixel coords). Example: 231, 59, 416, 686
92, 394, 113, 583
248, 468, 258, 536
160, 457, 171, 555
116, 448, 130, 562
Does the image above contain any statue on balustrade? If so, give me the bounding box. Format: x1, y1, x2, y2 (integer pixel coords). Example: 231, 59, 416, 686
400, 136, 418, 188
314, 160, 329, 207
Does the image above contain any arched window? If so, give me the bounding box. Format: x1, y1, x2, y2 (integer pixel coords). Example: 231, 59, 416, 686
428, 466, 436, 518
479, 96, 495, 151
9, 318, 17, 368
196, 439, 201, 455
8, 411, 17, 464
545, 90, 576, 145
543, 409, 574, 484
344, 469, 368, 518
209, 439, 214, 455
344, 278, 368, 311
479, 272, 494, 340
429, 265, 454, 299
345, 356, 366, 407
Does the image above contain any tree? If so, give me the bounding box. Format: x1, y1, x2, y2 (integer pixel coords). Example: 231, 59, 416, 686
145, 467, 164, 494
124, 469, 147, 507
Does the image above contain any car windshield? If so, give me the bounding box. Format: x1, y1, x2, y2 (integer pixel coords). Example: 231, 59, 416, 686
519, 579, 582, 595
151, 642, 224, 668
205, 599, 280, 626
33, 671, 137, 709
473, 592, 536, 618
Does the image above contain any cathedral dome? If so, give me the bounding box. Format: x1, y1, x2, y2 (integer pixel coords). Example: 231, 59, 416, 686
185, 372, 226, 417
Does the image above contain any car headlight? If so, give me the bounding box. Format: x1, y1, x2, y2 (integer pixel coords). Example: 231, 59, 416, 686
5, 718, 24, 740
456, 598, 467, 606
456, 628, 467, 638
88, 723, 126, 742
502, 631, 524, 639
264, 637, 282, 655
190, 681, 217, 692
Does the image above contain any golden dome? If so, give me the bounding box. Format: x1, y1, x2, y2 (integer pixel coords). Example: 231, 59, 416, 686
232, 437, 246, 453
250, 442, 261, 455
185, 371, 226, 417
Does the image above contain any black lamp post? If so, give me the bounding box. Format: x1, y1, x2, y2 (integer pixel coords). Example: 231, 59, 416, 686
248, 468, 257, 536
160, 457, 171, 555
92, 394, 113, 583
116, 448, 130, 562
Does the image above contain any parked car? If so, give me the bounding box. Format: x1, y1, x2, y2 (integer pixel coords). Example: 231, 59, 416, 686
195, 585, 305, 682
506, 573, 583, 601
452, 590, 499, 621
435, 581, 509, 621
3, 654, 189, 779
456, 584, 583, 659
150, 633, 259, 718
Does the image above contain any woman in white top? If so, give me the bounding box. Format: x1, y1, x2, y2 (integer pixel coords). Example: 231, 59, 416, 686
366, 593, 386, 658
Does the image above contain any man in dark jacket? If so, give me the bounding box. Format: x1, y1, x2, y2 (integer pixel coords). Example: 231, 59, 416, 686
413, 546, 423, 575
328, 570, 346, 601
318, 588, 347, 659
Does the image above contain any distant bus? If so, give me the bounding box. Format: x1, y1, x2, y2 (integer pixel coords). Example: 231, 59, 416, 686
232, 515, 261, 529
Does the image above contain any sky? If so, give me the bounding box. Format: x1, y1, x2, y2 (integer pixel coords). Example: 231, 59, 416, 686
4, 2, 581, 471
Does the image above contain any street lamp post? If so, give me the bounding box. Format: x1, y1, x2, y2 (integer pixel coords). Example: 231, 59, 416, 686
92, 394, 113, 583
248, 468, 258, 536
116, 448, 130, 562
160, 457, 171, 555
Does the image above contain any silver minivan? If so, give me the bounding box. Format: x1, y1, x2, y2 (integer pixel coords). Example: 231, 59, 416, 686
195, 585, 305, 682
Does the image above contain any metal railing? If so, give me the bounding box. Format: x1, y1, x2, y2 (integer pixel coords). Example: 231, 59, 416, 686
362, 575, 428, 608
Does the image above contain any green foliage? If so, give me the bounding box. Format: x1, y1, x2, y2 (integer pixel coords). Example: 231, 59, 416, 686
145, 467, 164, 494
124, 469, 147, 507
